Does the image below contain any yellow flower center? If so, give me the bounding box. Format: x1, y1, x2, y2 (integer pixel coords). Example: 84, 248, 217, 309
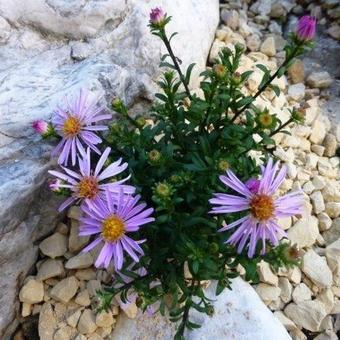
63, 115, 81, 137
77, 177, 99, 199
250, 194, 274, 221
259, 113, 273, 127
102, 215, 125, 242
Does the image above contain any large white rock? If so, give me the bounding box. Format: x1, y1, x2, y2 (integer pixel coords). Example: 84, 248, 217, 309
0, 1, 219, 337
112, 279, 291, 340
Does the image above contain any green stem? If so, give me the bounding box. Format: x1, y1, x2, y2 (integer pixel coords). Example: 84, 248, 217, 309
200, 81, 218, 132
161, 29, 192, 100
176, 280, 196, 337
231, 45, 301, 123
269, 118, 294, 137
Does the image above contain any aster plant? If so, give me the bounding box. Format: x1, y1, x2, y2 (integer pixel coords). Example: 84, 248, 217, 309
36, 10, 316, 339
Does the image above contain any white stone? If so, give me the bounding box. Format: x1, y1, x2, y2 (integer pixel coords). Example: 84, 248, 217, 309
66, 309, 82, 328
39, 233, 68, 259
302, 181, 315, 194
21, 302, 32, 317
287, 267, 302, 284
325, 239, 340, 273
75, 290, 91, 307
50, 277, 79, 303
315, 331, 338, 340
69, 220, 90, 253
221, 9, 239, 30
38, 303, 57, 340
311, 145, 325, 156
312, 176, 326, 190
256, 283, 281, 304
318, 158, 338, 179
65, 253, 93, 270
292, 283, 312, 304
302, 250, 333, 288
322, 184, 340, 203
306, 71, 332, 89
286, 163, 297, 179
310, 120, 327, 144
323, 134, 337, 157
19, 278, 44, 304
78, 309, 97, 335
86, 280, 102, 297
277, 217, 292, 231
246, 34, 261, 51
288, 216, 319, 248
274, 311, 298, 331
257, 261, 278, 286
325, 202, 340, 218
274, 146, 295, 163
37, 259, 64, 281
305, 153, 319, 170
96, 311, 114, 328
305, 98, 319, 125
284, 301, 327, 332
209, 39, 226, 63
112, 279, 290, 339
75, 268, 96, 281
318, 212, 333, 231
260, 37, 276, 57
317, 289, 335, 314
311, 191, 325, 214
67, 206, 82, 220
278, 278, 292, 304
287, 83, 305, 101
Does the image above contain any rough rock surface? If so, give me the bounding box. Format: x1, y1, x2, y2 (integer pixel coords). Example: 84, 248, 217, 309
112, 279, 291, 340
0, 1, 220, 337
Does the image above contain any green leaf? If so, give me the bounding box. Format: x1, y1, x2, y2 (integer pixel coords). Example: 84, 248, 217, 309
269, 84, 280, 97
241, 70, 253, 82
185, 63, 196, 84
236, 96, 253, 108
256, 64, 269, 74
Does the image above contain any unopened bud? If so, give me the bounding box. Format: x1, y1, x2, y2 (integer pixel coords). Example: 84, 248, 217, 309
257, 110, 276, 129
218, 159, 229, 172
136, 117, 146, 127
111, 97, 123, 111
284, 244, 302, 262
148, 149, 161, 163
296, 16, 316, 41
149, 7, 166, 26
155, 182, 172, 198
213, 64, 226, 79
32, 120, 54, 137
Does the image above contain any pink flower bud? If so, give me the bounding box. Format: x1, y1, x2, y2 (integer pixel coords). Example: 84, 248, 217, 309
32, 120, 49, 135
150, 7, 165, 24
296, 16, 316, 41
49, 178, 62, 192
245, 178, 260, 194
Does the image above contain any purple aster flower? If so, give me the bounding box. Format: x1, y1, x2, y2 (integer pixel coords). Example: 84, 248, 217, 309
149, 7, 165, 25
32, 120, 49, 135
296, 16, 316, 41
52, 89, 111, 165
245, 178, 260, 194
79, 189, 154, 270
48, 147, 134, 212
209, 158, 304, 258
